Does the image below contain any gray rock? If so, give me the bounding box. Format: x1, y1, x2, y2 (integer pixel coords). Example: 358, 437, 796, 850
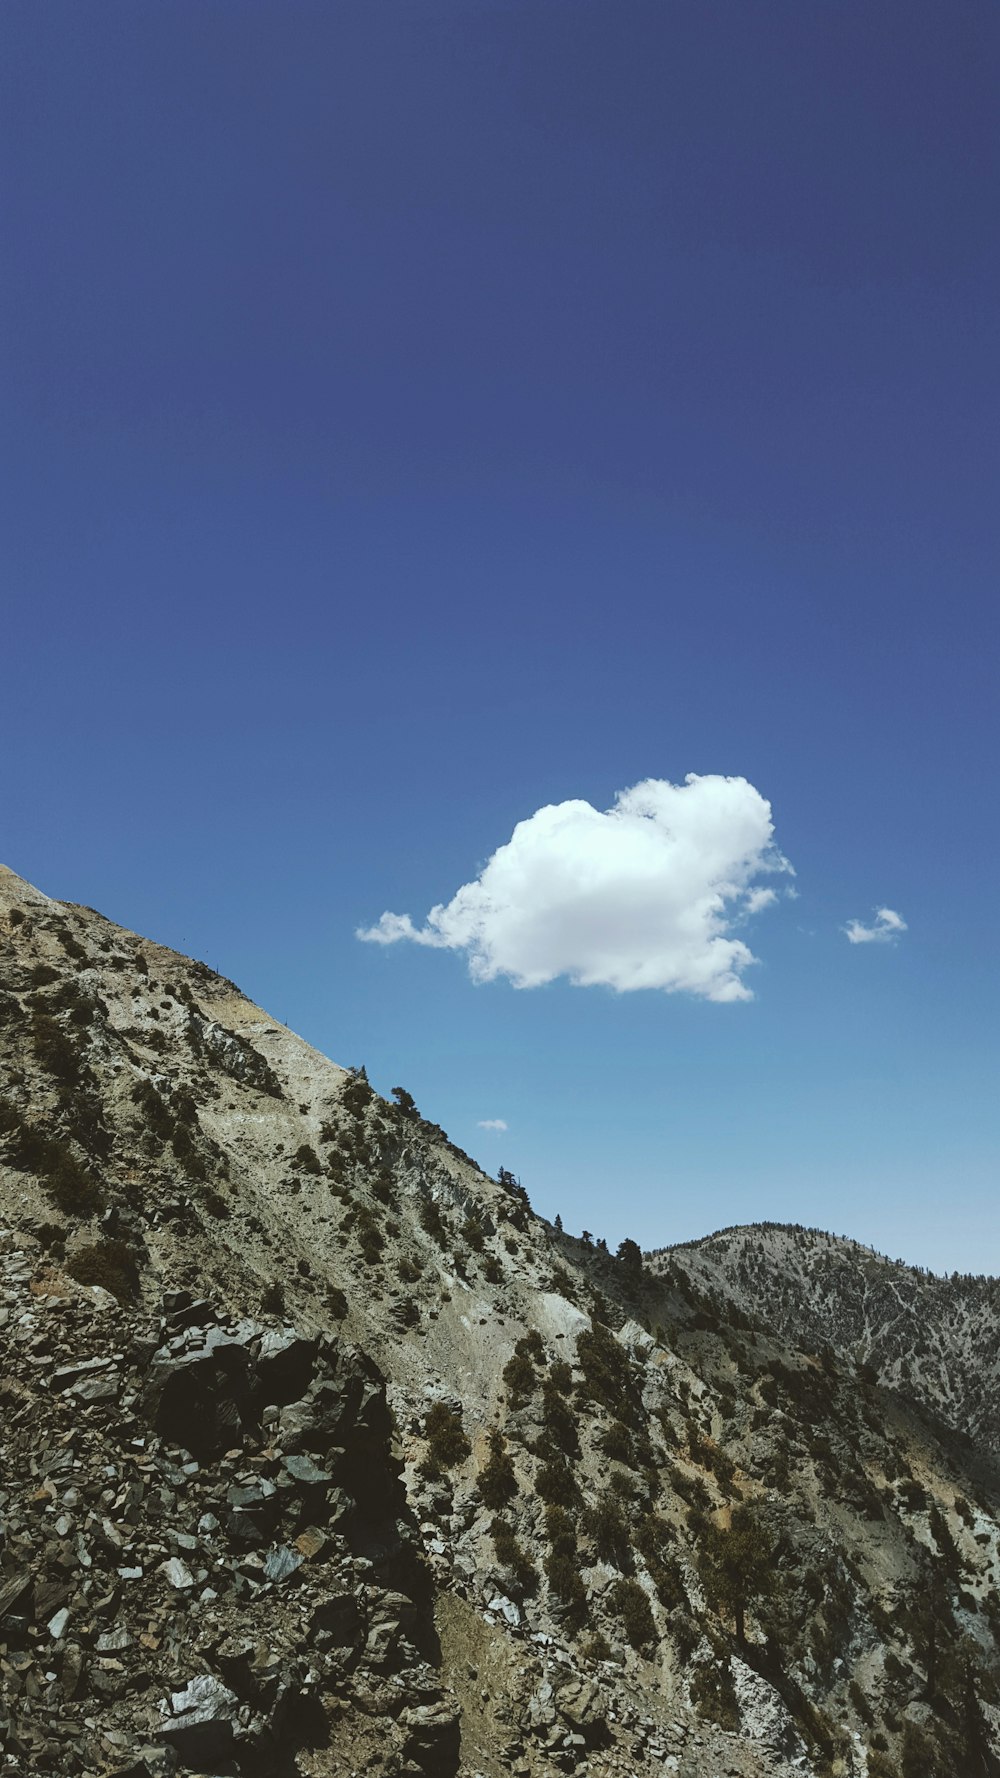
158, 1557, 195, 1589
159, 1673, 242, 1762
263, 1545, 303, 1583
283, 1452, 331, 1487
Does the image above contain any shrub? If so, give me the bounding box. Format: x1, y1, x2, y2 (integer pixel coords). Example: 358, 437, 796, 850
173, 1089, 198, 1125
539, 1379, 580, 1459
599, 1420, 634, 1464
848, 1679, 873, 1727
35, 1221, 67, 1250
608, 1468, 641, 1503
341, 1070, 373, 1117
690, 1659, 739, 1730
576, 1323, 635, 1419
502, 1352, 536, 1403
170, 1122, 206, 1179
462, 1215, 485, 1252
867, 1754, 900, 1778
32, 1012, 81, 1084
478, 1430, 517, 1509
670, 1609, 700, 1663
545, 1551, 588, 1631
607, 1577, 656, 1651
294, 1143, 322, 1174
900, 1721, 950, 1778
483, 1256, 502, 1283
897, 1478, 928, 1513
548, 1358, 572, 1391
587, 1494, 632, 1568
6, 1121, 105, 1217
635, 1514, 685, 1608
66, 1239, 139, 1303
616, 1237, 644, 1274
372, 1169, 395, 1205
131, 1078, 174, 1143
424, 1403, 471, 1468
547, 1263, 577, 1301
535, 1460, 578, 1506
669, 1465, 713, 1513
490, 1518, 537, 1595
355, 1207, 384, 1264
696, 1504, 773, 1643
418, 1197, 447, 1244
544, 1504, 576, 1557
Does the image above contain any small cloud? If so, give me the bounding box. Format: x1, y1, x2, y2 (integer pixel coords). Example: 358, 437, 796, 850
477, 1118, 508, 1132
744, 887, 777, 915
844, 907, 907, 946
358, 773, 793, 1003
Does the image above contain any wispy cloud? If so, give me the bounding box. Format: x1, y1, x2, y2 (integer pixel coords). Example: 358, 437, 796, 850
477, 1118, 508, 1132
844, 906, 908, 945
358, 774, 792, 1004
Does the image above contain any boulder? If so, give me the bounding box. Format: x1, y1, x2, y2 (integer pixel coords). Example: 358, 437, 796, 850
158, 1673, 242, 1763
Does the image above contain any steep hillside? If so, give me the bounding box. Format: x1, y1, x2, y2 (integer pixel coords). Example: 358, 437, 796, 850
1, 863, 999, 1778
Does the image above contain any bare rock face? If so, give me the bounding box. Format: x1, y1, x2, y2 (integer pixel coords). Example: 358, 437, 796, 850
0, 1240, 450, 1777
2, 863, 1000, 1778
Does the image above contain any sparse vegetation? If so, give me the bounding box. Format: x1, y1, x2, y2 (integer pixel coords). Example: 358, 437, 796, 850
544, 1551, 588, 1632
490, 1518, 537, 1595
478, 1430, 517, 1509
502, 1350, 536, 1403
697, 1503, 773, 1642
423, 1402, 471, 1469
65, 1239, 140, 1302
607, 1577, 656, 1650
586, 1492, 632, 1567
535, 1459, 578, 1506
690, 1658, 739, 1730
576, 1321, 636, 1419
3, 1117, 105, 1216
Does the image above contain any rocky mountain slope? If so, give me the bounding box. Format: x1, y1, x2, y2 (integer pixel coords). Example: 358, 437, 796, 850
645, 1225, 1000, 1466
1, 863, 999, 1778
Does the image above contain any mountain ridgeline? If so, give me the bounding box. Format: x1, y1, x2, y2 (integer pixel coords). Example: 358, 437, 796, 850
0, 863, 998, 1778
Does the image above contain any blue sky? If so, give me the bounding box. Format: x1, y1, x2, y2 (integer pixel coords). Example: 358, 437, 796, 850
3, 2, 997, 1272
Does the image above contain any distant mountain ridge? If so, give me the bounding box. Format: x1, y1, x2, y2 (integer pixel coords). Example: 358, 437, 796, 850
645, 1223, 1000, 1465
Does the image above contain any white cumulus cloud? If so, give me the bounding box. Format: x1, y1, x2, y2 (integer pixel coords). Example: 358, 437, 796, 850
358, 773, 792, 1003
844, 907, 908, 945
477, 1118, 508, 1132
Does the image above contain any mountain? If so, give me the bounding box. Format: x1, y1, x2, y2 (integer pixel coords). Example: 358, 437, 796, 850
1, 862, 998, 1778
646, 1225, 1000, 1465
